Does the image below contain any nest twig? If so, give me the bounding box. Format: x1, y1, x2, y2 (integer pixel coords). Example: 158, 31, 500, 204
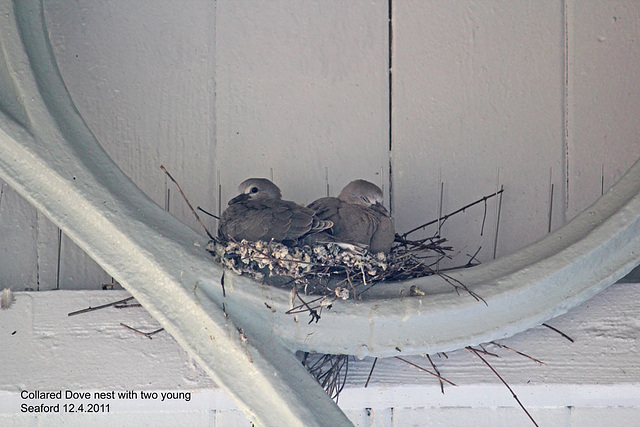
301, 353, 349, 402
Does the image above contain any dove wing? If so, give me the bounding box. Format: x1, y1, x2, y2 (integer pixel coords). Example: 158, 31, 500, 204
307, 197, 342, 224
220, 199, 330, 243
218, 202, 273, 242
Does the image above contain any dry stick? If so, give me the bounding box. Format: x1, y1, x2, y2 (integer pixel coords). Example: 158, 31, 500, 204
120, 323, 164, 339
478, 343, 500, 358
395, 357, 457, 386
160, 165, 215, 240
490, 342, 546, 365
364, 358, 378, 388
197, 206, 219, 220
492, 185, 504, 259
480, 193, 488, 236
114, 302, 143, 309
307, 354, 348, 401
344, 268, 358, 302
335, 355, 349, 401
467, 346, 539, 427
465, 246, 482, 267
401, 188, 505, 238
287, 295, 328, 315
426, 354, 445, 394
436, 271, 487, 305
68, 296, 135, 317
542, 323, 575, 343
394, 235, 452, 252
286, 288, 322, 323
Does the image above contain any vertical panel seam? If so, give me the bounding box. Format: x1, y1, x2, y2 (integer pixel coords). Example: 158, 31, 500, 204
388, 0, 394, 215
563, 0, 570, 217
35, 209, 41, 290
211, 0, 219, 229
55, 228, 62, 290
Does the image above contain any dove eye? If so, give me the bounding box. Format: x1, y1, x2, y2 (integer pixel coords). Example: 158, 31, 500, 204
361, 196, 370, 203
250, 187, 259, 194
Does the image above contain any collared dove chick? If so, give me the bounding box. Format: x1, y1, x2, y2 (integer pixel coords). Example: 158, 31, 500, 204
218, 178, 333, 245
307, 179, 395, 254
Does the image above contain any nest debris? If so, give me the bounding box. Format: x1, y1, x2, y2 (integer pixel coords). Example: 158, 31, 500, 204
205, 225, 488, 324
205, 232, 470, 310
208, 239, 388, 292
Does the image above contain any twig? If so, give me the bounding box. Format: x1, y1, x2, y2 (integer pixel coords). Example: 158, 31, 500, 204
338, 356, 348, 401
160, 165, 215, 240
364, 357, 378, 388
480, 192, 488, 236
465, 246, 482, 267
477, 343, 500, 357
305, 354, 349, 401
493, 184, 504, 259
436, 271, 487, 305
68, 296, 135, 316
120, 323, 164, 339
467, 346, 539, 427
542, 323, 574, 343
393, 235, 452, 252
402, 188, 505, 238
197, 206, 219, 220
395, 357, 457, 386
426, 354, 445, 394
114, 302, 143, 309
286, 288, 322, 323
490, 342, 546, 365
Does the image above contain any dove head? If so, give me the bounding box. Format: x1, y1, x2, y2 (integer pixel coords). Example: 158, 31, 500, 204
338, 179, 385, 207
230, 178, 282, 204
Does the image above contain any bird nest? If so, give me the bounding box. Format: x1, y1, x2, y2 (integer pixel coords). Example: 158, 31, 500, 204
206, 229, 484, 324
204, 188, 503, 320
206, 239, 390, 295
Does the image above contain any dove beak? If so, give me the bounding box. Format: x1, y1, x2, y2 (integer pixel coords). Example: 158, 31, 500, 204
229, 193, 250, 205
372, 202, 391, 217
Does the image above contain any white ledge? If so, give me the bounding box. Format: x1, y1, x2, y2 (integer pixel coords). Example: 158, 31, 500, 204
1, 283, 639, 426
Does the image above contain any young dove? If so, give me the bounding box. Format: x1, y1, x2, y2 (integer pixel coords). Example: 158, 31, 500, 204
218, 178, 332, 245
307, 179, 395, 254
